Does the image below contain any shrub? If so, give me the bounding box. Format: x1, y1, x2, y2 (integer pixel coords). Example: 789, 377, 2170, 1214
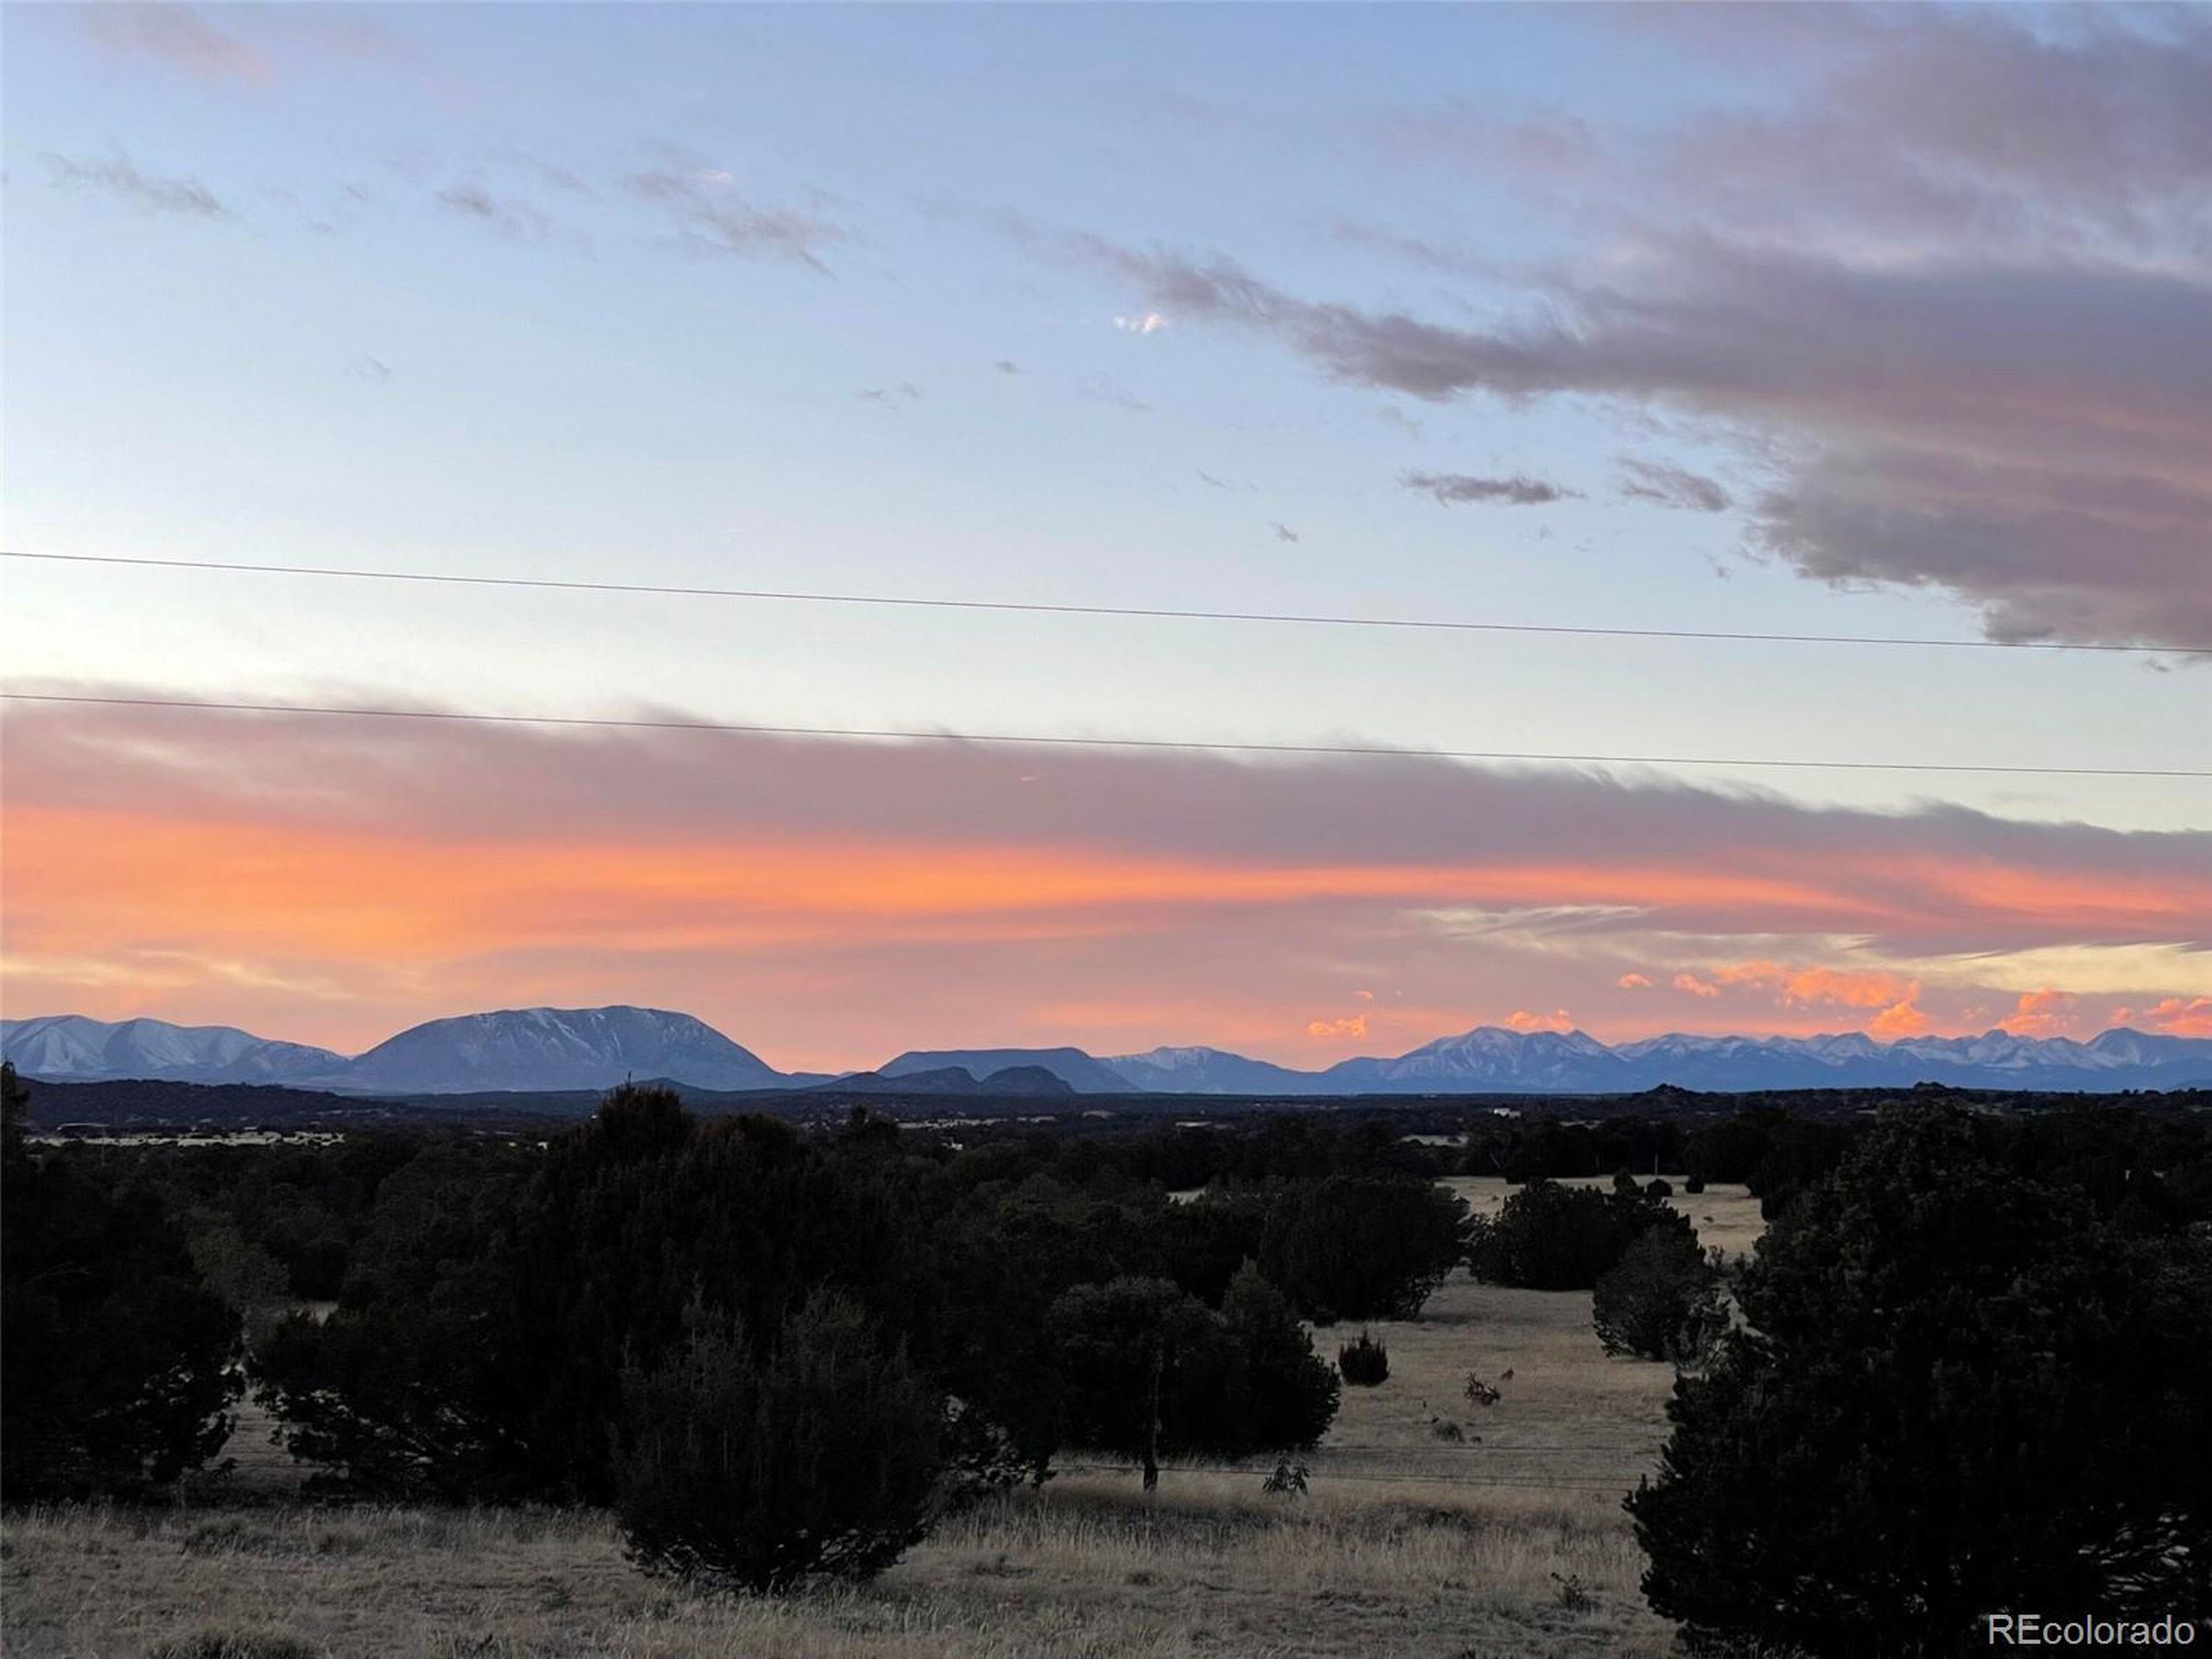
1644, 1178, 1674, 1200
616, 1292, 943, 1592
1629, 1107, 2212, 1656
1258, 1174, 1467, 1321
1262, 1459, 1309, 1496
1592, 1226, 1726, 1362
1466, 1179, 1683, 1291
1050, 1276, 1246, 1490
1337, 1332, 1389, 1386
2, 1065, 241, 1500
1220, 1262, 1338, 1451
1683, 1175, 1707, 1195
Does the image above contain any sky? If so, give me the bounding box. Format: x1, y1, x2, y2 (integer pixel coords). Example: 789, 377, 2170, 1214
2, 3, 2207, 1070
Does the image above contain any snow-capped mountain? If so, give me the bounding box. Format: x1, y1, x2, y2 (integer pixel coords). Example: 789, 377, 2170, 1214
0, 1015, 346, 1085
340, 1007, 785, 1094
7, 1011, 2207, 1097
877, 1046, 1138, 1095
1325, 1027, 1626, 1092
1106, 1046, 1326, 1096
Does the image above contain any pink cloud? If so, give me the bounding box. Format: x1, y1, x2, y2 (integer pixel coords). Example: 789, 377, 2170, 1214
3, 696, 2206, 1064
1999, 988, 2077, 1038
1306, 1015, 1369, 1039
1870, 996, 1933, 1039
2137, 996, 2212, 1039
1507, 1008, 1574, 1033
1618, 972, 1653, 989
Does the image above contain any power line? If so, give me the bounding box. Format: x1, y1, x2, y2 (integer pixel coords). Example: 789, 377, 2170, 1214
8, 548, 2204, 657
6, 691, 2206, 779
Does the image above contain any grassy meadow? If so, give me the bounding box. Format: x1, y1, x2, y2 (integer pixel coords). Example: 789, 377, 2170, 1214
1, 1185, 1762, 1659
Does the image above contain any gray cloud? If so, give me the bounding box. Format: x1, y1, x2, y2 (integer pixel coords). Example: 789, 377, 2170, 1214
435, 181, 559, 242
1644, 9, 2212, 261
1618, 459, 1732, 513
1065, 228, 2212, 650
624, 168, 846, 275
42, 152, 228, 218
1047, 12, 2212, 652
1269, 521, 1301, 543
1075, 375, 1151, 414
1404, 471, 1578, 507
855, 382, 922, 407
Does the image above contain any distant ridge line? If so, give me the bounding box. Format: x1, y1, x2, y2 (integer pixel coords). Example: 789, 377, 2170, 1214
6, 1008, 2206, 1098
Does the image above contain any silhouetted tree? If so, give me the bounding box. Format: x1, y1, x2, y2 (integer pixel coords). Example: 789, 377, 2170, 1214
1337, 1331, 1389, 1386
616, 1292, 942, 1592
2, 1065, 240, 1498
1258, 1174, 1466, 1320
1629, 1107, 2212, 1656
1592, 1225, 1724, 1362
1221, 1262, 1338, 1449
1049, 1276, 1244, 1491
1467, 1179, 1681, 1291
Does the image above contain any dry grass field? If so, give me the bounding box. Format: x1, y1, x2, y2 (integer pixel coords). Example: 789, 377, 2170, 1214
1449, 1176, 1769, 1262
0, 1192, 1764, 1659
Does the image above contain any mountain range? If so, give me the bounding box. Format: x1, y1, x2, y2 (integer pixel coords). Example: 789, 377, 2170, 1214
5, 1007, 2209, 1097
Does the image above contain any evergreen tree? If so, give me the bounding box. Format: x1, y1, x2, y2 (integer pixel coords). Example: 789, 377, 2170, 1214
1257, 1174, 1467, 1320
1049, 1276, 1245, 1491
617, 1293, 943, 1592
1221, 1262, 1338, 1449
1629, 1107, 2212, 1656
1592, 1225, 1725, 1362
2, 1065, 241, 1497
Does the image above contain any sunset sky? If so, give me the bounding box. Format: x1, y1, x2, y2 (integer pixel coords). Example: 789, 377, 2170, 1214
3, 3, 2207, 1070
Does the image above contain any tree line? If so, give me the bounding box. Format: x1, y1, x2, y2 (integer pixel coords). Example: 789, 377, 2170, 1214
6, 1062, 2206, 1650
0, 1069, 1464, 1584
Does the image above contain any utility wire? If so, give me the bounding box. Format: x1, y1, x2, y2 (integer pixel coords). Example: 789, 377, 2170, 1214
6, 691, 2207, 779
7, 548, 2204, 657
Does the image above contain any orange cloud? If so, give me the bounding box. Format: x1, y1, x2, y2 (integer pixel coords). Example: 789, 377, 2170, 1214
1306, 1015, 1368, 1039
1869, 996, 1933, 1039
6, 699, 2209, 1063
2138, 996, 2212, 1038
1705, 960, 1915, 1009
1999, 988, 2076, 1038
1507, 1008, 1573, 1033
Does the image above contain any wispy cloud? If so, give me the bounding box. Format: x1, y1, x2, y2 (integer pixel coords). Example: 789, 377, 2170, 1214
1403, 470, 1579, 507
1618, 458, 1732, 513
435, 180, 561, 243
79, 4, 272, 87
624, 164, 847, 274
855, 382, 923, 408
42, 152, 228, 218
